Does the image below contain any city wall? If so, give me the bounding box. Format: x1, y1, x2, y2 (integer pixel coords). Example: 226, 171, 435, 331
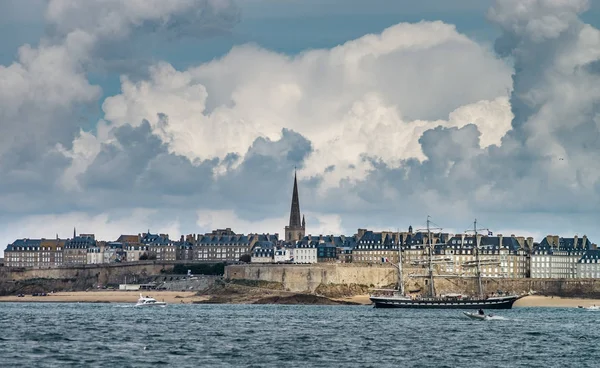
225, 264, 600, 297
5, 263, 600, 298
226, 264, 401, 292
1, 262, 176, 286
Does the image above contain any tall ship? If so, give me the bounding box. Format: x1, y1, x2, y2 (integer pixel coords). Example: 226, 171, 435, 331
369, 217, 522, 309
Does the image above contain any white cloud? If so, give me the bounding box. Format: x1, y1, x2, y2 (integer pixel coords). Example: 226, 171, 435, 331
483, 0, 600, 197
85, 20, 512, 191
0, 36, 100, 163
4, 0, 600, 251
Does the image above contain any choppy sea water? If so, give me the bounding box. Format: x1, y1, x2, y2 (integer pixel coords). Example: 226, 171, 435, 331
1, 303, 599, 367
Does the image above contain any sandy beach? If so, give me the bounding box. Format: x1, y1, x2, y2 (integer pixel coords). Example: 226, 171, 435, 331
514, 295, 600, 308
0, 291, 211, 304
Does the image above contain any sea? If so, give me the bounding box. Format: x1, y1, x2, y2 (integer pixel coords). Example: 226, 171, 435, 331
0, 303, 599, 368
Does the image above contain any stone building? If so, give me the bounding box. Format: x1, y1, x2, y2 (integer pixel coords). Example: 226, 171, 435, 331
104, 242, 126, 263
251, 241, 275, 263
274, 247, 293, 263
6, 237, 66, 268
175, 236, 195, 261
352, 231, 400, 264
437, 234, 528, 278
40, 238, 65, 267
330, 235, 357, 263
117, 234, 148, 262
64, 233, 96, 266
141, 232, 176, 261
292, 235, 353, 263
4, 239, 41, 268
577, 248, 600, 278
293, 241, 317, 264
531, 235, 591, 278
284, 172, 306, 243
87, 242, 104, 264
194, 232, 278, 262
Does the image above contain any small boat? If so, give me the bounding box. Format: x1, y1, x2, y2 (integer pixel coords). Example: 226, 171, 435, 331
463, 312, 491, 320
135, 294, 167, 307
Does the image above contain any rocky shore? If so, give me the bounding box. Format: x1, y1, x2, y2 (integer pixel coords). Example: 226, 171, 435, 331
191, 280, 361, 305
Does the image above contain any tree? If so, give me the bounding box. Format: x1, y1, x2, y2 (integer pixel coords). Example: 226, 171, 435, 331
239, 254, 251, 263
139, 253, 148, 260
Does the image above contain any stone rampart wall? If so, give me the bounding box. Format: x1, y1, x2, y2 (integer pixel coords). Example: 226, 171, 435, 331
2, 262, 176, 286
226, 264, 398, 292
226, 264, 600, 297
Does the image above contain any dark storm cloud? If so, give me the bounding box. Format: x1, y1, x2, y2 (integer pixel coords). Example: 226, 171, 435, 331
215, 128, 312, 210
75, 119, 312, 219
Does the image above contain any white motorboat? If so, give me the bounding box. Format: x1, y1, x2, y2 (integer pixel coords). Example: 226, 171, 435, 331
135, 294, 167, 307
463, 312, 492, 320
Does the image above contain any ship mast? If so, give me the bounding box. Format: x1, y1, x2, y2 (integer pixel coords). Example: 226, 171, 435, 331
473, 219, 484, 299
427, 217, 435, 298
413, 216, 443, 298
396, 230, 404, 295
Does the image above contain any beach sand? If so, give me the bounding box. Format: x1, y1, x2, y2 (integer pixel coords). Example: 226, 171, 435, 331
514, 295, 600, 308
335, 294, 372, 305
0, 291, 210, 304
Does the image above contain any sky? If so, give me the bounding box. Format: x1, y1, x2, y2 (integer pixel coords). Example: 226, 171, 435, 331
1, 0, 600, 255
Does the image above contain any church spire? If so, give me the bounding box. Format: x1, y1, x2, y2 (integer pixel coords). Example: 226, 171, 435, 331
285, 169, 306, 243
73, 227, 76, 238
289, 170, 301, 228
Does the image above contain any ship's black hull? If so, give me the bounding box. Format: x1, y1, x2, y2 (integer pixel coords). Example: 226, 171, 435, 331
370, 295, 520, 309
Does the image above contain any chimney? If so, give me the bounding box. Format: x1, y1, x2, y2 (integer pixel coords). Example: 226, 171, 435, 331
357, 229, 367, 239
583, 235, 588, 249
574, 235, 578, 249
526, 237, 534, 250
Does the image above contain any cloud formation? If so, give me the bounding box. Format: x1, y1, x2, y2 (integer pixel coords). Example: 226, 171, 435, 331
2, 0, 600, 252
84, 21, 513, 187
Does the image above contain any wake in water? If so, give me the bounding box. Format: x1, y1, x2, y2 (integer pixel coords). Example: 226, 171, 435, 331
113, 304, 134, 308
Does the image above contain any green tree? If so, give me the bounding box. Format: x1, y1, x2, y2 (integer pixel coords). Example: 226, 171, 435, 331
239, 254, 251, 263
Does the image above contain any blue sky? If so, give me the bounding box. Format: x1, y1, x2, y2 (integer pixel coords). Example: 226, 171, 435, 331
1, 0, 600, 251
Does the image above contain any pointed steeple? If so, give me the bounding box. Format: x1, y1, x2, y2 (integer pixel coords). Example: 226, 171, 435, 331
302, 215, 305, 229
73, 227, 76, 238
289, 170, 301, 228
